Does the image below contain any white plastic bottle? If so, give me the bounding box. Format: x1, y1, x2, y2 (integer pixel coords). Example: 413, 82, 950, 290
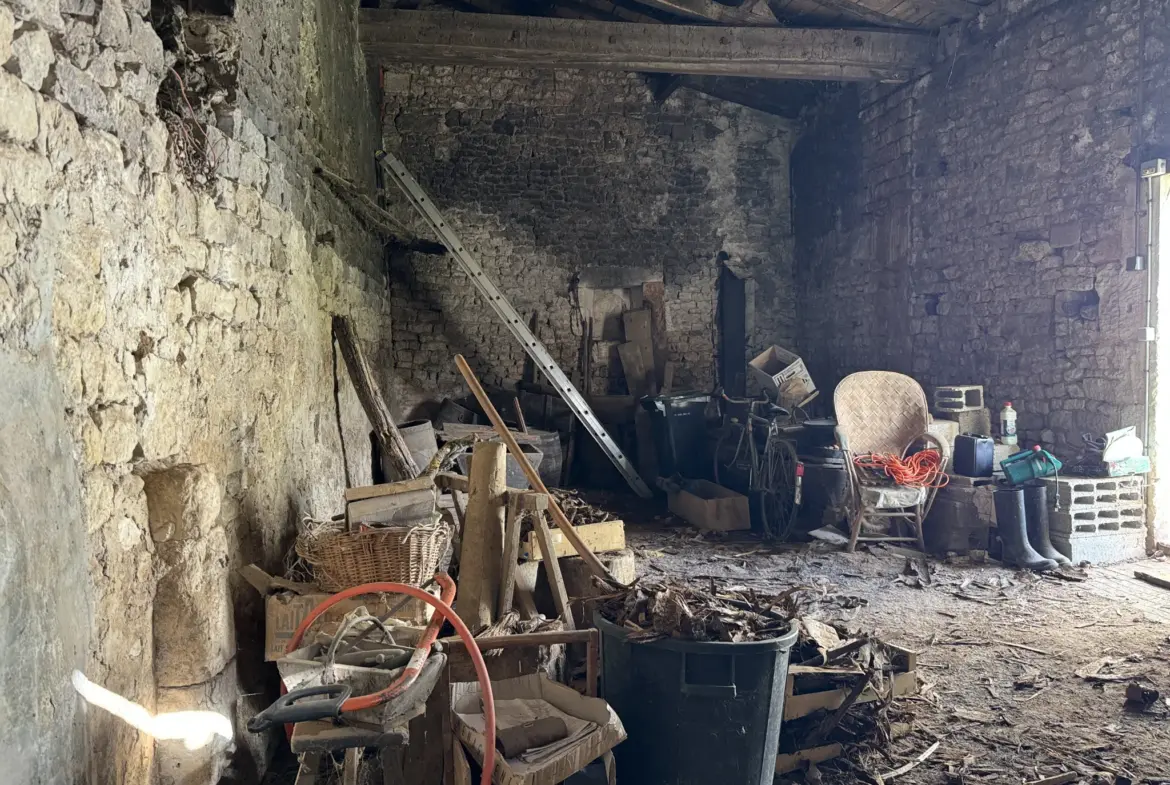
1000, 402, 1018, 446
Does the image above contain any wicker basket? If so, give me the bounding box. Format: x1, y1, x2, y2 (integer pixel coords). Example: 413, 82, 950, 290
296, 518, 451, 594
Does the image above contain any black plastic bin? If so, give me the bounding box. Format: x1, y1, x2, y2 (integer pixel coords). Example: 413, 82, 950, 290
641, 392, 712, 480
596, 613, 798, 785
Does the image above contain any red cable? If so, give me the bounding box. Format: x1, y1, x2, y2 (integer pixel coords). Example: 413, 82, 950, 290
854, 449, 949, 488
287, 576, 496, 785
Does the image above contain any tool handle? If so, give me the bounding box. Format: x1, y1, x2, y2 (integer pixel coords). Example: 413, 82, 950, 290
246, 684, 353, 732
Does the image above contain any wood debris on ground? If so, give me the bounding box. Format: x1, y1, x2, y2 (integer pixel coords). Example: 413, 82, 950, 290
596, 578, 804, 642
549, 488, 617, 527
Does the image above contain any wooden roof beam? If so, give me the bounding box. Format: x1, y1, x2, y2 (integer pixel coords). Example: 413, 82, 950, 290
359, 10, 934, 82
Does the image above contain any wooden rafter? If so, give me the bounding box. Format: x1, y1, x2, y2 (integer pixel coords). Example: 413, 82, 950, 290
360, 10, 934, 82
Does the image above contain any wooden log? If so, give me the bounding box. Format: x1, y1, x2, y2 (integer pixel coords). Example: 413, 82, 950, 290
332, 316, 420, 481
455, 441, 507, 632
359, 10, 933, 83
513, 561, 540, 620
533, 509, 575, 629
498, 494, 523, 619
454, 354, 627, 588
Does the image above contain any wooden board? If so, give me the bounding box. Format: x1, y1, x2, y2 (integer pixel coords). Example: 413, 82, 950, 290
519, 520, 625, 561
784, 669, 917, 721
346, 476, 436, 503
617, 342, 651, 399
534, 509, 575, 629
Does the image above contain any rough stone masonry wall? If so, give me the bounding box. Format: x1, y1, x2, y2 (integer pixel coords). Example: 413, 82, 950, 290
381, 66, 796, 414
0, 0, 389, 780
795, 0, 1167, 464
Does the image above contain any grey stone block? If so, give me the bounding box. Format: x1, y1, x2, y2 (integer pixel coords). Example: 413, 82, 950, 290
8, 28, 54, 91
1052, 528, 1147, 565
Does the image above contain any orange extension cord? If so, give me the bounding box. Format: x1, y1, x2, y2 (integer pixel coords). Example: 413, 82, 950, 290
854, 449, 950, 489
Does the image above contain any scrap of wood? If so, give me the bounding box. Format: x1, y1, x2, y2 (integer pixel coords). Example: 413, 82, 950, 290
878, 740, 940, 780
775, 743, 843, 775
313, 163, 414, 239
806, 672, 870, 747
1134, 569, 1170, 591
784, 670, 917, 720
333, 316, 420, 482
342, 748, 359, 785
533, 509, 575, 630
294, 752, 322, 785
1025, 774, 1076, 785
455, 353, 627, 587
512, 397, 529, 434
519, 520, 625, 561
498, 495, 523, 619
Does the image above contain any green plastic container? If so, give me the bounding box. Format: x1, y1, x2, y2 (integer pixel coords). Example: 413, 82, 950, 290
1000, 446, 1062, 485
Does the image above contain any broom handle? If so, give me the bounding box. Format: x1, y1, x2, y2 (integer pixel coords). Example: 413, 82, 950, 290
454, 355, 626, 589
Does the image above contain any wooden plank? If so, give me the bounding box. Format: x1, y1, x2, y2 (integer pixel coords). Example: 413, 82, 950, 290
498, 495, 523, 619
455, 440, 508, 632
452, 738, 472, 785
1134, 569, 1170, 591
294, 753, 322, 785
333, 315, 420, 481
519, 520, 626, 561
360, 10, 933, 82
775, 743, 843, 775
533, 509, 575, 629
291, 721, 403, 753
345, 476, 435, 503
784, 670, 917, 720
343, 748, 360, 785
618, 342, 651, 399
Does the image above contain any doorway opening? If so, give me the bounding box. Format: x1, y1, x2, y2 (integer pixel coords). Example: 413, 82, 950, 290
717, 260, 747, 397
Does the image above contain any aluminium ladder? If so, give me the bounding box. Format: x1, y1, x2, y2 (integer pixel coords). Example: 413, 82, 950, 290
376, 150, 652, 498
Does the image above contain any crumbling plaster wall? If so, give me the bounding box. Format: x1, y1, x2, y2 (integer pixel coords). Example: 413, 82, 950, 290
0, 0, 388, 780
381, 66, 796, 414
795, 0, 1166, 462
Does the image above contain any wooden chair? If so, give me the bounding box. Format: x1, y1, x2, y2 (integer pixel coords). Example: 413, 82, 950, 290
834, 371, 947, 553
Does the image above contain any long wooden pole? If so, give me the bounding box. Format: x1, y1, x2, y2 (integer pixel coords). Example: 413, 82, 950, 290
332, 316, 420, 480
455, 354, 626, 588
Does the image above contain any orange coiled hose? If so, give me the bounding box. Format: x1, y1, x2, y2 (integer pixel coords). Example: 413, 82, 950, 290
286, 576, 496, 785
854, 449, 950, 489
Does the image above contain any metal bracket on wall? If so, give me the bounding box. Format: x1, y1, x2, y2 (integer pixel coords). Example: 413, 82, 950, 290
375, 150, 653, 498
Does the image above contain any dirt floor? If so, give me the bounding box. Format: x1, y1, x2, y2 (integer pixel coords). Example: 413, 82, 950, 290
624, 521, 1170, 784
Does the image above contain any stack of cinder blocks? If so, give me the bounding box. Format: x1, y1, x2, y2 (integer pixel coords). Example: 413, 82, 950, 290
924, 475, 995, 555
934, 385, 993, 438
1043, 476, 1148, 564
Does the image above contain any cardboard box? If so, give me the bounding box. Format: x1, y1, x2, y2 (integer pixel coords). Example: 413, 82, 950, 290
242, 565, 433, 660
748, 345, 816, 407
668, 480, 751, 532
452, 674, 625, 785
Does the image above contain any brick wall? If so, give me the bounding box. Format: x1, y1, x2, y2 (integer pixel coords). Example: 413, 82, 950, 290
795, 0, 1163, 465
381, 66, 796, 415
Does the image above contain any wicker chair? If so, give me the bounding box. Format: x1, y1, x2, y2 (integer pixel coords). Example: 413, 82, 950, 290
834, 371, 947, 552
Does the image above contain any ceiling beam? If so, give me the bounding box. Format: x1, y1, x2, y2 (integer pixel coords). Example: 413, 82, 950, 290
359, 10, 934, 82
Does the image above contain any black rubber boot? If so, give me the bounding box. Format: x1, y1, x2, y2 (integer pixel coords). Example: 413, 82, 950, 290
993, 487, 1058, 571
1023, 483, 1072, 566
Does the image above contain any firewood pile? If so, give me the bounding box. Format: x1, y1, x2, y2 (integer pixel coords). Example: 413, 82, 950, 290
596, 578, 804, 643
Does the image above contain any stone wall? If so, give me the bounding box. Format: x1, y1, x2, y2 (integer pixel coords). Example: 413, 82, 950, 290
0, 0, 389, 780
381, 66, 797, 415
794, 0, 1162, 465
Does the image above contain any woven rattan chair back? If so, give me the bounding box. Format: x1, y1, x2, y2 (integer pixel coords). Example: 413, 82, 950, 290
834, 371, 930, 457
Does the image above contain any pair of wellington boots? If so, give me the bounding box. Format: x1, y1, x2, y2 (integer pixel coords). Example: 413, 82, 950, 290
992, 483, 1072, 571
